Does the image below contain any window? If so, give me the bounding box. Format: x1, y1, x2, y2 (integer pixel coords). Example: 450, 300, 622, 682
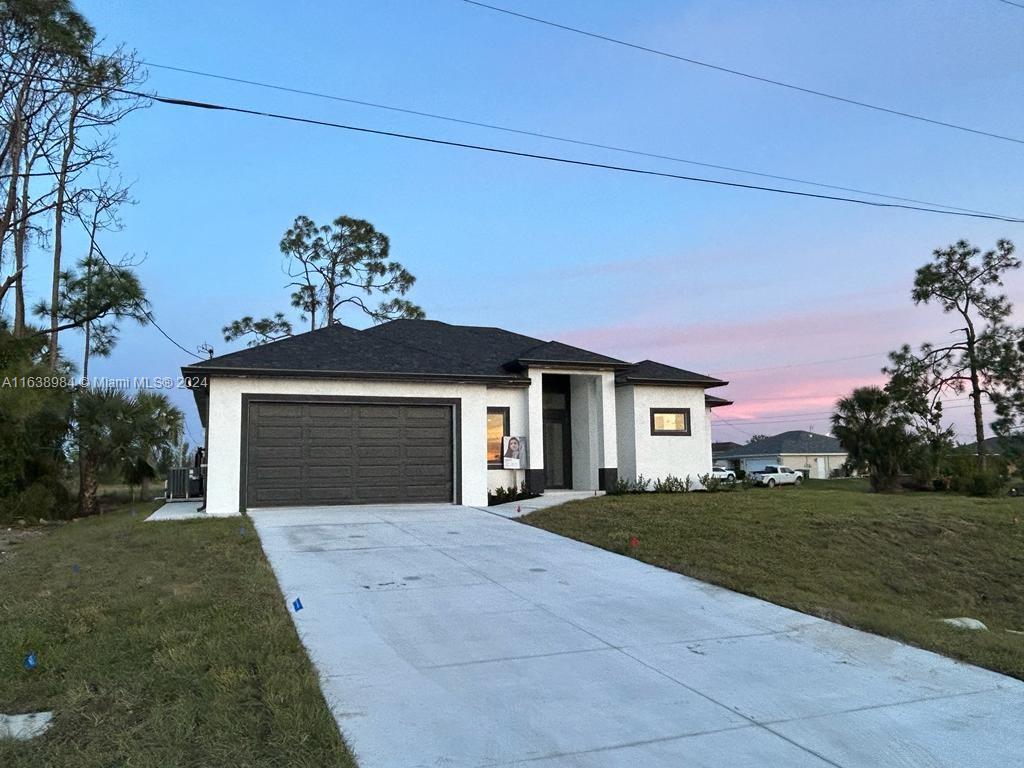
650, 408, 691, 436
487, 407, 510, 468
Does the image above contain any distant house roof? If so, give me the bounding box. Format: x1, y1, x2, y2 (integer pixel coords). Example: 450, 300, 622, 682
705, 394, 733, 407
715, 431, 845, 459
712, 441, 742, 455
183, 320, 719, 388
959, 435, 1024, 456
617, 359, 727, 389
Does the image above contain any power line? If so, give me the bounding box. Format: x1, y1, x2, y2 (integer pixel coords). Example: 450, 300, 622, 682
715, 398, 983, 427
710, 412, 753, 438
994, 0, 1024, 9
459, 0, 1024, 146
88, 246, 204, 361
6, 68, 1023, 222
142, 61, 1005, 218
718, 351, 887, 375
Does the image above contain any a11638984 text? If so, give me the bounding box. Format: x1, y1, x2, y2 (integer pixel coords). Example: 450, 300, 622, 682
0, 375, 206, 389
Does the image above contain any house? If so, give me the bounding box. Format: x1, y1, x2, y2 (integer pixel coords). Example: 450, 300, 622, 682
711, 441, 742, 455
181, 319, 729, 514
714, 430, 847, 479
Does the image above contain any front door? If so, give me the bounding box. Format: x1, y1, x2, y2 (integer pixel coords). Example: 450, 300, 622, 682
542, 375, 573, 489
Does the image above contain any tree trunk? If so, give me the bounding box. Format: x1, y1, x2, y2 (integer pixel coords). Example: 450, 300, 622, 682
326, 277, 336, 326
79, 455, 99, 517
963, 325, 987, 470
82, 320, 91, 380
82, 252, 93, 379
50, 96, 79, 368
12, 140, 31, 335
0, 81, 26, 249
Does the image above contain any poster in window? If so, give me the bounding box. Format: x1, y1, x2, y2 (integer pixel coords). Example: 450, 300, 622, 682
502, 435, 528, 470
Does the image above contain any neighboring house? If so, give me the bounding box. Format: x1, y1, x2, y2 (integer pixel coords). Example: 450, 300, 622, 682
711, 441, 741, 457
182, 320, 730, 514
714, 431, 847, 479
959, 435, 1024, 457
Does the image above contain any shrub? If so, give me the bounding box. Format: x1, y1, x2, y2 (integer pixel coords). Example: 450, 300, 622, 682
607, 477, 631, 495
697, 473, 723, 492
653, 476, 675, 493
633, 474, 651, 493
1, 481, 72, 523
968, 470, 1005, 498
943, 454, 1008, 495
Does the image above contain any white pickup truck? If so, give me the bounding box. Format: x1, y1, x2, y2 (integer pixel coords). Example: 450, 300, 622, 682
751, 465, 803, 488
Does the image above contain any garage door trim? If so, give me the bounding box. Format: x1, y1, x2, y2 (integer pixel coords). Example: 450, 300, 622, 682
239, 394, 462, 510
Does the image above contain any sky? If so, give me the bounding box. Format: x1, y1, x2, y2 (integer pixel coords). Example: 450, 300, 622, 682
21, 0, 1024, 447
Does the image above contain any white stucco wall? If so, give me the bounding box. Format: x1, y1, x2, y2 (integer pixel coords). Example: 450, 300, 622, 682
204, 376, 491, 515
616, 384, 713, 486
615, 386, 637, 481
485, 386, 530, 493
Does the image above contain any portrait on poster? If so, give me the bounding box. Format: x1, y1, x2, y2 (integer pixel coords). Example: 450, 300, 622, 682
502, 435, 528, 470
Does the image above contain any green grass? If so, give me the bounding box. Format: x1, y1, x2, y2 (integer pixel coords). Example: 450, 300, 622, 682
523, 486, 1024, 680
0, 502, 356, 768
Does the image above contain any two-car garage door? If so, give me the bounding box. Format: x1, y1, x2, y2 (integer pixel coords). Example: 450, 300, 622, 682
244, 400, 455, 508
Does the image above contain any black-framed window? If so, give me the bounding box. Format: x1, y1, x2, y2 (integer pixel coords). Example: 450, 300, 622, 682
650, 408, 691, 436
487, 407, 510, 468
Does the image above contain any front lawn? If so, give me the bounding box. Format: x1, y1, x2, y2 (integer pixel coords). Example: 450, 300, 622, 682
523, 485, 1024, 680
0, 503, 356, 768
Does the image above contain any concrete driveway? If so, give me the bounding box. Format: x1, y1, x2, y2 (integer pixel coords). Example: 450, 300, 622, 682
251, 504, 1023, 768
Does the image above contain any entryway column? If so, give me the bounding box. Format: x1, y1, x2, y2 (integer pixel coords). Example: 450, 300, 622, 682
525, 369, 546, 494
596, 371, 618, 490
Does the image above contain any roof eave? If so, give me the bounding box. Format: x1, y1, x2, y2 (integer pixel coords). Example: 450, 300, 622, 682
617, 376, 729, 389
512, 358, 631, 371
180, 365, 531, 387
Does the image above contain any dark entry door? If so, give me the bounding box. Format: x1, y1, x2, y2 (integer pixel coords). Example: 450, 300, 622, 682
245, 400, 454, 508
542, 375, 573, 489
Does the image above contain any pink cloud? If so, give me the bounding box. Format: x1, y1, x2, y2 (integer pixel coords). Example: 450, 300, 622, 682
548, 301, 974, 431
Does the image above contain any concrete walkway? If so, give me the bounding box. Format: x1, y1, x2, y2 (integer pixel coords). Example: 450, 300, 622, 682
250, 504, 1023, 768
144, 501, 206, 521
484, 489, 604, 518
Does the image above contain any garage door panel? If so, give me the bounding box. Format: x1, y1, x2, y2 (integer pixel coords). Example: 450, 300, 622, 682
305, 488, 356, 503
306, 466, 355, 480
356, 445, 402, 459
255, 425, 304, 441
246, 400, 454, 508
357, 426, 402, 441
406, 446, 450, 459
256, 466, 304, 480
254, 403, 303, 418
306, 446, 354, 460
252, 488, 304, 504
249, 450, 302, 465
306, 426, 358, 441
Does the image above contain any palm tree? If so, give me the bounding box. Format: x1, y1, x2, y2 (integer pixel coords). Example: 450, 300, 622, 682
74, 387, 183, 515
127, 390, 183, 500
831, 387, 917, 492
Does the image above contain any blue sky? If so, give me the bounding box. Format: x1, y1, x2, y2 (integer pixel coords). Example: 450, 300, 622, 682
29, 0, 1024, 446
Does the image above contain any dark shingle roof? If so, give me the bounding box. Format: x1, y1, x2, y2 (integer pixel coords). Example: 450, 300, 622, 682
716, 431, 845, 459
618, 359, 727, 389
185, 319, 653, 382
712, 441, 742, 454
513, 340, 627, 369
705, 394, 733, 407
